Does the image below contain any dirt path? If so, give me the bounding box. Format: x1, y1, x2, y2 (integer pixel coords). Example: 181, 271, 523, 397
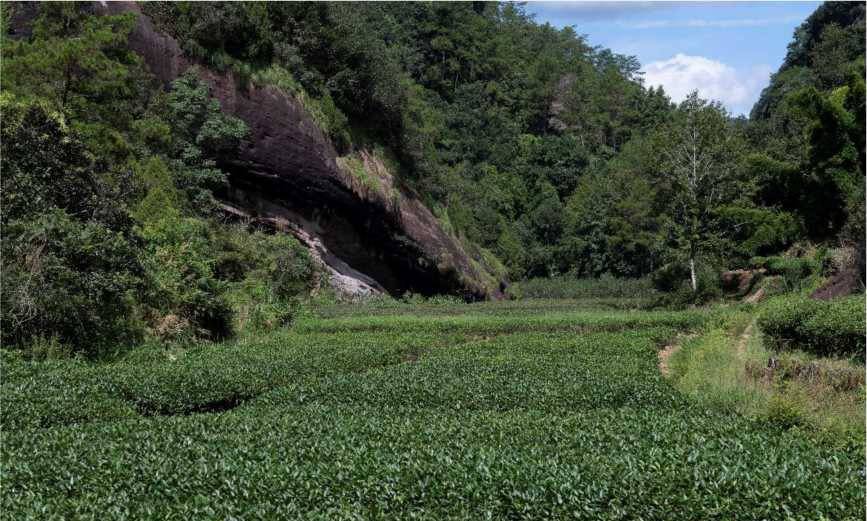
659, 323, 753, 378
736, 322, 755, 358
658, 333, 696, 377
658, 343, 679, 377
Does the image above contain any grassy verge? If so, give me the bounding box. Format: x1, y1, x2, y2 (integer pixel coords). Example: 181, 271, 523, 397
668, 306, 865, 447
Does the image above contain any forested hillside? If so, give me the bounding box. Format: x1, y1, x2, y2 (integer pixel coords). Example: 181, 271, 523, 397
142, 1, 674, 280
141, 1, 864, 280
1, 1, 864, 355
749, 1, 865, 261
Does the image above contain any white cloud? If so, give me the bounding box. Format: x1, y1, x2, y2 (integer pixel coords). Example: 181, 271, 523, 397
642, 54, 772, 115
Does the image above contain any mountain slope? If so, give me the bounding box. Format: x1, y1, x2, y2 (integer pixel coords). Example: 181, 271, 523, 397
102, 1, 506, 300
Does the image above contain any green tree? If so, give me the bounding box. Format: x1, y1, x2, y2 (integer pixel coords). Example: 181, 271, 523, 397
658, 92, 744, 292
564, 159, 661, 278
0, 99, 143, 355
1, 6, 149, 156
165, 70, 248, 211
786, 84, 862, 238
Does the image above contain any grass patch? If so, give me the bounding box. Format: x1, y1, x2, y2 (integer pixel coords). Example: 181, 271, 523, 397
670, 305, 866, 448
337, 154, 382, 192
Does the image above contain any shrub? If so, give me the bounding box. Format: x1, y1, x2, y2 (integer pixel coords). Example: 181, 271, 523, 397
212, 225, 315, 333
763, 393, 805, 430
653, 264, 722, 308
510, 275, 656, 300
138, 216, 233, 340
651, 263, 690, 293
757, 275, 787, 298
750, 255, 819, 291
1, 211, 144, 357
758, 296, 865, 359
226, 279, 296, 333
260, 233, 315, 299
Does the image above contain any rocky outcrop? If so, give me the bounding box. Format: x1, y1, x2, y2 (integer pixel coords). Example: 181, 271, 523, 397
720, 269, 765, 296
219, 202, 384, 298
548, 74, 576, 133
811, 265, 862, 300
99, 2, 506, 300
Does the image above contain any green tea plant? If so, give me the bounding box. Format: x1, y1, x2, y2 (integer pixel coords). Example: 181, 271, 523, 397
758, 295, 865, 359
2, 301, 863, 520
509, 275, 656, 300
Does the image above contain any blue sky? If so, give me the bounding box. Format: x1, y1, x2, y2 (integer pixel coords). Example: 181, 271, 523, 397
525, 1, 822, 115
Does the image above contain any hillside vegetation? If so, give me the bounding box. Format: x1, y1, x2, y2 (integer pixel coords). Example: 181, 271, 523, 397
141, 1, 864, 281
1, 2, 864, 354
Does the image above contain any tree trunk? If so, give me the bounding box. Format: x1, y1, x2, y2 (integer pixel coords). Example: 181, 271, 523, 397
689, 257, 697, 292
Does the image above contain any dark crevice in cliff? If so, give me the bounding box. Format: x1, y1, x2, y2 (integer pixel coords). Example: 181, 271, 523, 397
217, 172, 464, 298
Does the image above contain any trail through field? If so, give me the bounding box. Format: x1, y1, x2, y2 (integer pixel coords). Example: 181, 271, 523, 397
658, 342, 679, 377
736, 321, 755, 358
658, 332, 698, 376
660, 319, 756, 377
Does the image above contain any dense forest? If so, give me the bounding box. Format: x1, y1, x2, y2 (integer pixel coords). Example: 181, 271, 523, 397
1, 1, 864, 356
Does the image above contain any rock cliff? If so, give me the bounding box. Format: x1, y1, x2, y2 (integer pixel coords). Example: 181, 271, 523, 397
96, 2, 506, 300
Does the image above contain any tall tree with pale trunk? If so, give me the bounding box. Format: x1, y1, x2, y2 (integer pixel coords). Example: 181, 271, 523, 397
659, 91, 743, 292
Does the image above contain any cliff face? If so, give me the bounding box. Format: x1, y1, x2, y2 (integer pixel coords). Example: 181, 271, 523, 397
100, 2, 506, 300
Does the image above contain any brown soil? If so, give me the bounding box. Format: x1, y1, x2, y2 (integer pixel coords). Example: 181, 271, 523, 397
811, 266, 862, 300
658, 343, 679, 377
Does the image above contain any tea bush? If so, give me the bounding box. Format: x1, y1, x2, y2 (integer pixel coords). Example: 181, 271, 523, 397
296, 308, 708, 335
315, 297, 653, 319
5, 405, 863, 520
509, 275, 656, 300
2, 302, 863, 520
758, 295, 865, 359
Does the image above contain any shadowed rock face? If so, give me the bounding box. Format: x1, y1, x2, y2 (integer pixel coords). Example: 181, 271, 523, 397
811, 264, 862, 300
97, 2, 506, 300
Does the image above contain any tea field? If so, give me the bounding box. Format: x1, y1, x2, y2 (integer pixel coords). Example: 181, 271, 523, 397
2, 301, 864, 520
